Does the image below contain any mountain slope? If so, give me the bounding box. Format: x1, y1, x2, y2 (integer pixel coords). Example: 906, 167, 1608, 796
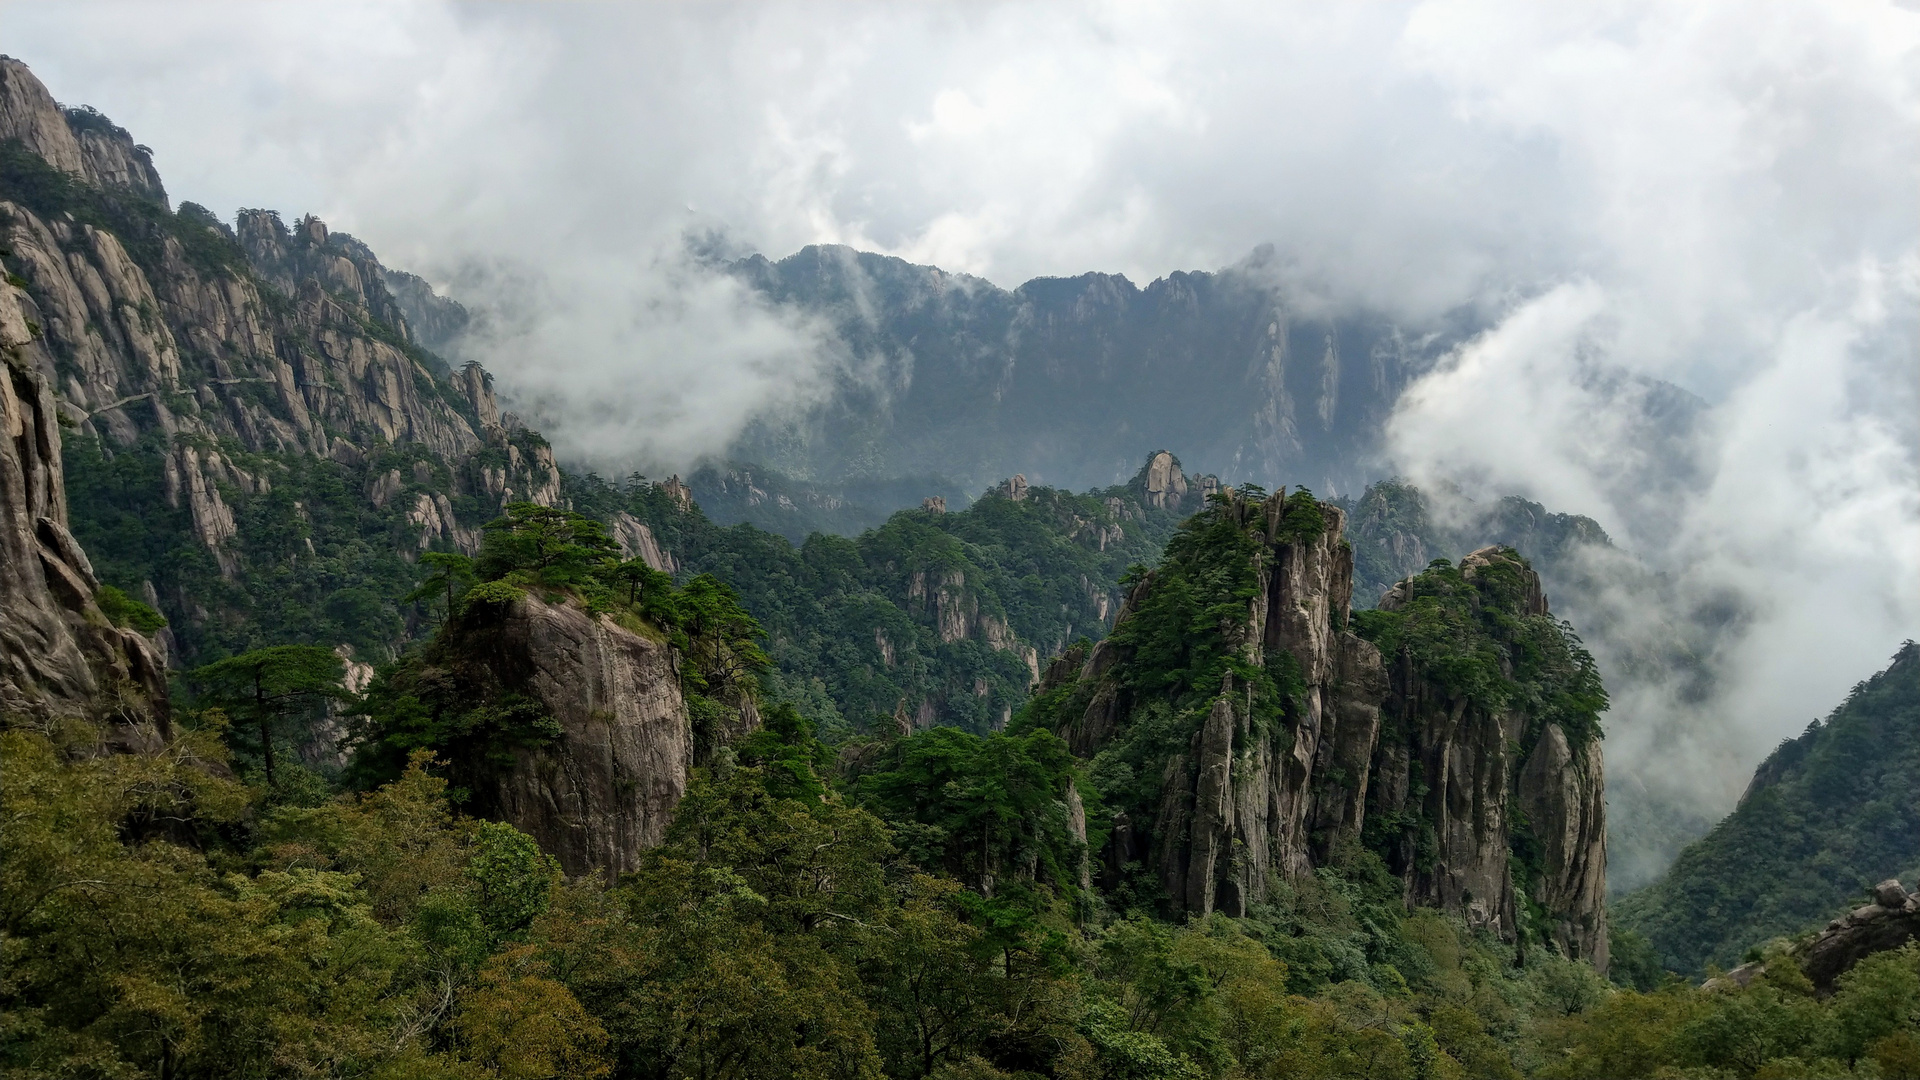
0, 56, 558, 667
719, 244, 1464, 496
1022, 486, 1610, 965
1614, 642, 1920, 974
569, 451, 1221, 735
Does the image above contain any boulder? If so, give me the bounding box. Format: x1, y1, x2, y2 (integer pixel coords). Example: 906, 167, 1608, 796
1798, 879, 1920, 991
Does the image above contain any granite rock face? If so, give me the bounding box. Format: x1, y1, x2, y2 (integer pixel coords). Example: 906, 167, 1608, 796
726, 245, 1454, 496
0, 58, 558, 661
447, 595, 693, 878
1798, 880, 1920, 991
1055, 493, 1609, 967
0, 56, 166, 203
0, 300, 167, 739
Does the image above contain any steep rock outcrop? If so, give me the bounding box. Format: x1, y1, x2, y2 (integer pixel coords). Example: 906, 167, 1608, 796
610, 511, 677, 573
1, 298, 167, 737
1048, 491, 1609, 966
1518, 722, 1609, 967
442, 595, 692, 878
1, 56, 166, 203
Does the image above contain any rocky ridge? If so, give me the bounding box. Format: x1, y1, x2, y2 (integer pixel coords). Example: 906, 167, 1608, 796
723, 244, 1460, 497
0, 56, 560, 661
1042, 491, 1609, 968
1711, 877, 1920, 994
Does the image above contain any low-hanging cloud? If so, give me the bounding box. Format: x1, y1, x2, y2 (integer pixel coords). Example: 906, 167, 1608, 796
441, 249, 853, 475
1389, 262, 1919, 884
7, 0, 1917, 873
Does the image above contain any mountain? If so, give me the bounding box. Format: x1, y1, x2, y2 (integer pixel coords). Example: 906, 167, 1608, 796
1, 302, 168, 743
1342, 479, 1728, 894
568, 451, 1222, 736
12, 55, 1920, 1080
0, 55, 560, 670
1614, 642, 1920, 974
717, 244, 1467, 496
1025, 486, 1610, 966
678, 460, 975, 542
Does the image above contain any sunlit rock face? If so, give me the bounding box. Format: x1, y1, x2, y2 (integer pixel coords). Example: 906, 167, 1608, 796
435, 594, 694, 878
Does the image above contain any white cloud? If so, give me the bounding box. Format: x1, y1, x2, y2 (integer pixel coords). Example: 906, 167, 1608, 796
6, 0, 1917, 846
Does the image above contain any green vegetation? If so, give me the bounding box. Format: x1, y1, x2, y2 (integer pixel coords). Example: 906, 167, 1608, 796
189, 644, 346, 788
564, 462, 1199, 737
16, 698, 1911, 1079
0, 139, 247, 278
1350, 553, 1607, 750
1532, 944, 1920, 1079
1016, 489, 1315, 860
350, 502, 772, 784
1339, 483, 1614, 612
854, 724, 1090, 900
62, 432, 465, 664
10, 477, 1920, 1077
1615, 642, 1920, 975
94, 583, 166, 632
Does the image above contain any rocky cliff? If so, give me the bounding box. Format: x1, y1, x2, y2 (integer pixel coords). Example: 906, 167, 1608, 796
1710, 876, 1920, 994
722, 245, 1457, 497
434, 595, 692, 877
0, 58, 164, 203
0, 56, 559, 662
1037, 489, 1609, 967
1, 281, 168, 739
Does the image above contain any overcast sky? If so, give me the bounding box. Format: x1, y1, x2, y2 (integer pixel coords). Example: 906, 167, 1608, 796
7, 1, 1918, 815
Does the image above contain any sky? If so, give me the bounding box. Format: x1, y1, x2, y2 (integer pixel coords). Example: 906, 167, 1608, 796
6, 0, 1918, 841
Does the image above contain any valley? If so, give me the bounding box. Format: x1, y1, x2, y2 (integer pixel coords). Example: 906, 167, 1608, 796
2, 52, 1916, 1080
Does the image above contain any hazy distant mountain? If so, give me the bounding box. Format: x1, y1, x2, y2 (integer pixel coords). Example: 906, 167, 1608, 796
722, 244, 1472, 497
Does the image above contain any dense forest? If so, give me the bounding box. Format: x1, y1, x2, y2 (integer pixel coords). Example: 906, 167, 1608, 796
1615, 644, 1920, 974
9, 491, 1919, 1079
4, 60, 1917, 1078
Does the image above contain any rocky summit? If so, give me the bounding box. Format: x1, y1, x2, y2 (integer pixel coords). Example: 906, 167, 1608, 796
1031, 489, 1610, 968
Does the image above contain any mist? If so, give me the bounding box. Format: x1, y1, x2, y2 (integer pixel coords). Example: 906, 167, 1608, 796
7, 1, 1917, 871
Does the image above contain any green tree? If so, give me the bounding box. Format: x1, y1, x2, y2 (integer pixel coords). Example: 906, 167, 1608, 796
408, 550, 477, 624
469, 820, 561, 941
857, 725, 1087, 895
191, 644, 347, 787
476, 502, 619, 587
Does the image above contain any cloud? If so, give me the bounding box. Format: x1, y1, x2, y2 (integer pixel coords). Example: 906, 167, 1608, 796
1370, 2, 1920, 859
443, 249, 852, 474
6, 0, 1917, 858
1387, 259, 1920, 876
